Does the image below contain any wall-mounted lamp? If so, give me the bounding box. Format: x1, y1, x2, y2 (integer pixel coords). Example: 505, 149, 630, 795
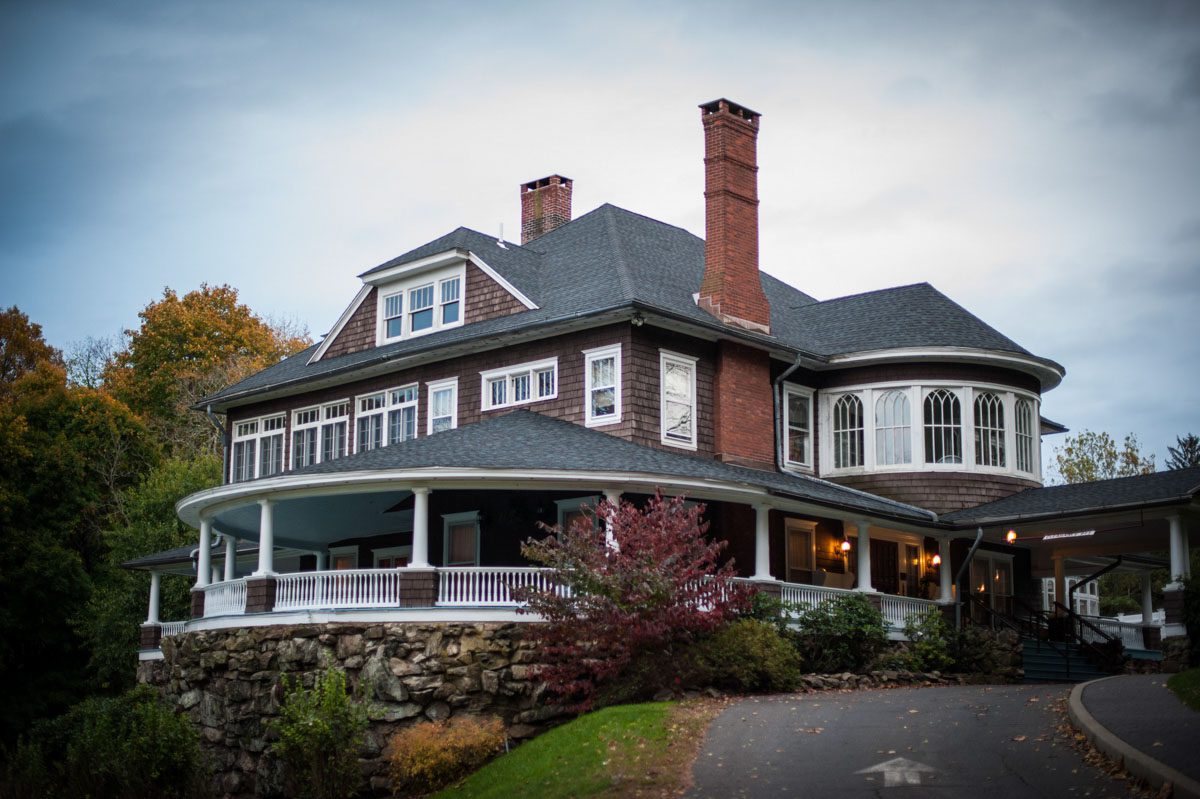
931, 553, 942, 567
631, 312, 645, 327
1005, 529, 1018, 544
840, 539, 852, 553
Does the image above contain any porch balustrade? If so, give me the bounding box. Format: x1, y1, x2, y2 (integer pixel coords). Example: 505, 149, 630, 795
160, 621, 188, 637
436, 566, 564, 607
1078, 615, 1160, 650
778, 582, 938, 632
879, 594, 939, 630
202, 578, 247, 617
274, 569, 403, 611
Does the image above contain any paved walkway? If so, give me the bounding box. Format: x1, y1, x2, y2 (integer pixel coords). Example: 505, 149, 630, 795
1072, 674, 1200, 798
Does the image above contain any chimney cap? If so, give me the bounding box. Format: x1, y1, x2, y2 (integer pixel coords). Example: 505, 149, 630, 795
699, 98, 761, 123
521, 174, 573, 192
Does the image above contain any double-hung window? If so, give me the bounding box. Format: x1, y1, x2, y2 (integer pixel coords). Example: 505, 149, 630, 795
481, 358, 558, 411
321, 401, 350, 462
231, 420, 258, 483
356, 393, 387, 452
292, 407, 321, 469
783, 385, 813, 468
443, 511, 480, 566
377, 266, 466, 344
583, 345, 621, 426
388, 385, 419, 444
660, 350, 697, 449
408, 284, 435, 333
440, 277, 461, 325
427, 378, 458, 434
383, 292, 404, 339
258, 416, 285, 477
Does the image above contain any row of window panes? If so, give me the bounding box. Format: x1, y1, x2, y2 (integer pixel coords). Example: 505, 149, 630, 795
482, 359, 557, 410
231, 415, 285, 482
382, 276, 461, 340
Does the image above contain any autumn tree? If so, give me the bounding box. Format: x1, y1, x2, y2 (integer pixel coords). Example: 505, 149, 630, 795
516, 493, 749, 711
1051, 430, 1156, 485
1166, 433, 1200, 470
0, 305, 63, 399
103, 284, 311, 457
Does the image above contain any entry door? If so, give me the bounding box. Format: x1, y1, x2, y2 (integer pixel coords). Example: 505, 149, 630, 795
786, 522, 813, 583
870, 539, 899, 595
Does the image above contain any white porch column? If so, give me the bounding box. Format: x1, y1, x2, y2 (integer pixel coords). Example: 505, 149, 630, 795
196, 519, 212, 589
254, 499, 275, 576
1053, 556, 1066, 614
856, 521, 875, 592
938, 538, 953, 603
146, 571, 161, 624
603, 489, 621, 550
1141, 572, 1154, 625
315, 551, 328, 571
223, 535, 237, 582
1167, 514, 1186, 590
752, 504, 774, 580
409, 487, 431, 568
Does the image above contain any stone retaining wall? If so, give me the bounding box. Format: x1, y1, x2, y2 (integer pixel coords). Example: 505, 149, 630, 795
137, 622, 559, 798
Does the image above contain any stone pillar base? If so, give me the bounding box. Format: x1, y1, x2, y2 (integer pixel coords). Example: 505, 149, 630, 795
1164, 586, 1185, 627
1161, 635, 1192, 673
399, 569, 437, 608
862, 591, 883, 612
1143, 626, 1162, 651
245, 577, 277, 614
139, 623, 162, 649
190, 589, 205, 619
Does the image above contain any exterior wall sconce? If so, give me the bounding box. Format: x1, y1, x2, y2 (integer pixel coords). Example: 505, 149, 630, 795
1006, 529, 1018, 544
931, 553, 942, 567
840, 539, 852, 553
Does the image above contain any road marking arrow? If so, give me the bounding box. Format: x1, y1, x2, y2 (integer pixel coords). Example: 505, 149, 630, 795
856, 757, 938, 787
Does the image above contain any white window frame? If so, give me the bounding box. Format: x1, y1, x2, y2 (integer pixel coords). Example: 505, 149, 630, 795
782, 384, 814, 470
480, 357, 559, 411
442, 511, 481, 566
354, 391, 387, 454
831, 392, 866, 469
230, 414, 287, 483
583, 344, 622, 427
291, 406, 322, 470
376, 264, 467, 345
873, 388, 913, 467
387, 384, 420, 446
555, 496, 600, 533
659, 350, 698, 450
427, 378, 458, 435
320, 400, 351, 463
372, 545, 413, 568
328, 544, 359, 570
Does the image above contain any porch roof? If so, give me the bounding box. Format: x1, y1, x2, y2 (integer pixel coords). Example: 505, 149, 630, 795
941, 467, 1200, 525
246, 409, 937, 523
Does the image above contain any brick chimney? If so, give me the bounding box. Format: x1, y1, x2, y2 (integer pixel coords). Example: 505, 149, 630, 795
700, 99, 775, 471
520, 175, 573, 244
698, 99, 771, 334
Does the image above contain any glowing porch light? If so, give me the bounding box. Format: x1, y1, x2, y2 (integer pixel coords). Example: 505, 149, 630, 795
840, 539, 852, 553
1005, 529, 1018, 544
931, 553, 942, 567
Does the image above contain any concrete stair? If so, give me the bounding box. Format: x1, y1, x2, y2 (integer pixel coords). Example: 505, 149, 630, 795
1021, 640, 1111, 683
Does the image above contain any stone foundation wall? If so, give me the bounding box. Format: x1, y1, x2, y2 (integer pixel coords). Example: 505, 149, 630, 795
137, 622, 558, 798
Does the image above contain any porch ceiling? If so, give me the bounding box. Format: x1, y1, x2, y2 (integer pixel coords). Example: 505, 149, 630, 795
211, 490, 413, 547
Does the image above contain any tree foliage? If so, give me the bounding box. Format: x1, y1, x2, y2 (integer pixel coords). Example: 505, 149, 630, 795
1167, 433, 1200, 470
103, 284, 311, 457
1051, 430, 1156, 485
516, 493, 749, 711
270, 670, 368, 799
0, 306, 63, 400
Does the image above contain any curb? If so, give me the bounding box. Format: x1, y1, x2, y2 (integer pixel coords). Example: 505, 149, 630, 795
1067, 676, 1200, 799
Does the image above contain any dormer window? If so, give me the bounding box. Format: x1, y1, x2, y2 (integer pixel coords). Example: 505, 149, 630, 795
376, 265, 466, 344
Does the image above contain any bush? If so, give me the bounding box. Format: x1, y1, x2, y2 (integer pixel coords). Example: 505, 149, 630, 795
688, 620, 802, 693
792, 594, 888, 673
270, 669, 368, 799
388, 716, 506, 794
742, 590, 795, 634
901, 610, 955, 672
0, 686, 208, 799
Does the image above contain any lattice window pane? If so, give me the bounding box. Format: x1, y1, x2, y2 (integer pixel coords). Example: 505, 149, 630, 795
973, 392, 1006, 467
832, 394, 864, 468
874, 390, 912, 465
923, 389, 962, 464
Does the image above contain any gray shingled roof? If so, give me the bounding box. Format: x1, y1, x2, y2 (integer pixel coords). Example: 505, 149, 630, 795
203, 203, 1054, 407
121, 539, 260, 570
284, 409, 934, 522
942, 467, 1200, 524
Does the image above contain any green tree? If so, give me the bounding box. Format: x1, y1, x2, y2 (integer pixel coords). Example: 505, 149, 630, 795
0, 305, 63, 399
1167, 433, 1200, 470
103, 284, 311, 457
1051, 430, 1156, 485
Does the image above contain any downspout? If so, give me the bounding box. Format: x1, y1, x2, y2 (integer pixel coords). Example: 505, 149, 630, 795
954, 526, 985, 635
774, 355, 805, 471
1068, 556, 1122, 615
206, 404, 228, 478
205, 404, 227, 439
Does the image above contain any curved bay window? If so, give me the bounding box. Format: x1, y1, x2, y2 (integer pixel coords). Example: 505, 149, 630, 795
973, 392, 1006, 468
923, 389, 962, 464
831, 394, 864, 469
874, 390, 912, 466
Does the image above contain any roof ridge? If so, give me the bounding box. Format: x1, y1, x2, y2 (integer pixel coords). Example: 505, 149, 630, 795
601, 205, 636, 303
816, 281, 933, 306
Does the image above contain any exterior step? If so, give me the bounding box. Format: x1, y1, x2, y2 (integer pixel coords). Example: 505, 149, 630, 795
1020, 639, 1109, 683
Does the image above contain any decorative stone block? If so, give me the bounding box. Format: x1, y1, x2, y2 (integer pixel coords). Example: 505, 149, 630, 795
245, 577, 277, 614
190, 589, 205, 619
139, 622, 162, 649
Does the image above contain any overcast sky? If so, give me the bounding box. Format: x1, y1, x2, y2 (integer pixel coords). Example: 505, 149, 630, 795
2, 0, 1198, 469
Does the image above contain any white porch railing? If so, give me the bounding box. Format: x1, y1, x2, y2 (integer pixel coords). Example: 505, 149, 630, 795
437, 567, 561, 607
779, 582, 857, 610
1079, 615, 1159, 650
160, 621, 188, 637
202, 578, 247, 617
275, 569, 404, 611
777, 582, 938, 633
879, 594, 939, 630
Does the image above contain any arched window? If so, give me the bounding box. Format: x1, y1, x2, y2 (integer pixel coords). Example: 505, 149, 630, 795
832, 394, 864, 468
973, 392, 1006, 467
874, 390, 912, 465
923, 389, 962, 464
1015, 399, 1034, 473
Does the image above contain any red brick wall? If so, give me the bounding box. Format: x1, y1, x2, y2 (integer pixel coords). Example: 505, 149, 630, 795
520, 175, 572, 244
829, 471, 1040, 514
712, 341, 774, 470
698, 100, 771, 330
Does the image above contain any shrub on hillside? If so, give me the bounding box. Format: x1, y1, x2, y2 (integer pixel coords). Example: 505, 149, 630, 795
270, 669, 368, 799
516, 492, 750, 711
387, 716, 506, 794
902, 610, 955, 672
0, 685, 208, 799
688, 619, 802, 692
792, 594, 888, 673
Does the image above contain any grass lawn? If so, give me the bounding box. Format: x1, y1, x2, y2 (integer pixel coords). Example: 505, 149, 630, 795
434, 700, 721, 798
1167, 667, 1200, 712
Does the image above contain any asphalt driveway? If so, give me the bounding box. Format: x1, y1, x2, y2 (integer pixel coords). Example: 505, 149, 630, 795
690, 684, 1134, 798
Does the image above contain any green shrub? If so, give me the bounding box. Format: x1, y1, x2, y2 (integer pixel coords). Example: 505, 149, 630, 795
689, 620, 802, 692
902, 610, 955, 672
792, 594, 888, 673
0, 685, 208, 799
271, 669, 368, 799
742, 590, 795, 634
387, 716, 506, 794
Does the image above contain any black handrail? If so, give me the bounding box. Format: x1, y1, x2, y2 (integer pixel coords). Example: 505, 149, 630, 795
968, 594, 1073, 679
1053, 601, 1125, 672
